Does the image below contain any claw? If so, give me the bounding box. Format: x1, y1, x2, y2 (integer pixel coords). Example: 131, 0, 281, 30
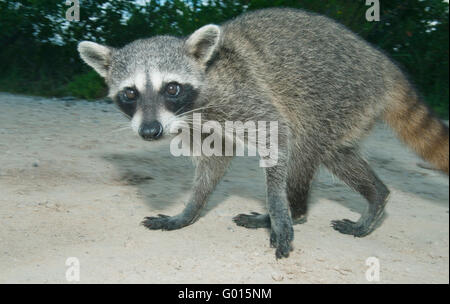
233, 212, 271, 229
331, 219, 370, 237
141, 214, 185, 231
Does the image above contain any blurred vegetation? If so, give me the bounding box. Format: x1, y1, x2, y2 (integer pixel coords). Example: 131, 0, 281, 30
0, 0, 448, 117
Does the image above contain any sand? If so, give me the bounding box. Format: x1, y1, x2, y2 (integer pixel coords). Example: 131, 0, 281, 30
0, 92, 448, 283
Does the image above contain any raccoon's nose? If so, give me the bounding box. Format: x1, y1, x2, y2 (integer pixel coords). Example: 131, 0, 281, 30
138, 121, 163, 140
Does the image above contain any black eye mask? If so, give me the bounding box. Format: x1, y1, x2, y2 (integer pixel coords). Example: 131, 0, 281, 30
164, 84, 198, 115
114, 89, 138, 118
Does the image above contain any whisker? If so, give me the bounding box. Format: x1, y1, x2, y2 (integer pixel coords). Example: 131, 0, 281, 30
175, 104, 225, 119
112, 126, 131, 133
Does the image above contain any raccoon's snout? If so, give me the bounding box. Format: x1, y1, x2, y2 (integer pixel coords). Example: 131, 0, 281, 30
138, 121, 163, 141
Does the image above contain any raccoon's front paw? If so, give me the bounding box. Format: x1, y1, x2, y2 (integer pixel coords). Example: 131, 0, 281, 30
270, 224, 294, 259
141, 214, 186, 231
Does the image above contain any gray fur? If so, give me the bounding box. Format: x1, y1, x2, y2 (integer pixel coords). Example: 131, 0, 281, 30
78, 8, 423, 259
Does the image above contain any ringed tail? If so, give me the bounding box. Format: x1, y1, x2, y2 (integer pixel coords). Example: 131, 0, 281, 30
384, 84, 449, 175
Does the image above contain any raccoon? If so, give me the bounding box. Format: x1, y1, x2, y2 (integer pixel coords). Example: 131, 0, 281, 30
78, 8, 449, 259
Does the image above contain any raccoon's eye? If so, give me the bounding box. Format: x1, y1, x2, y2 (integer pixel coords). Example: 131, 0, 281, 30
122, 87, 138, 102
165, 82, 182, 97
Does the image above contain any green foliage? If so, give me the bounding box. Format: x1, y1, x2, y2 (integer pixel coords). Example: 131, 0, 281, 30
0, 0, 448, 116
65, 70, 107, 100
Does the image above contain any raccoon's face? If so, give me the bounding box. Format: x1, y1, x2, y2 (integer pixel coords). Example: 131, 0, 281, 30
78, 25, 221, 141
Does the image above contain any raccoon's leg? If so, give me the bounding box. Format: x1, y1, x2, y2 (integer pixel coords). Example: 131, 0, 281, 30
263, 154, 294, 259
324, 146, 390, 237
141, 156, 232, 231
286, 152, 318, 223
233, 151, 317, 228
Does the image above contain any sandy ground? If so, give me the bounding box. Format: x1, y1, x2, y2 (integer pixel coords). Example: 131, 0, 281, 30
0, 92, 448, 284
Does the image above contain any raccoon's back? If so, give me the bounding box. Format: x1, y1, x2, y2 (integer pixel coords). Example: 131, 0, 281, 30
221, 8, 389, 78
220, 8, 398, 117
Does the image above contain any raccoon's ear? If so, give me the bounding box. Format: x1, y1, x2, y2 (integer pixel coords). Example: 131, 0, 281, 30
78, 41, 113, 78
185, 24, 221, 66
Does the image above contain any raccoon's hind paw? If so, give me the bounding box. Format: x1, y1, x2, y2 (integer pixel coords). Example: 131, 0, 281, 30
293, 214, 307, 225
331, 219, 371, 237
233, 212, 307, 229
232, 212, 271, 229
141, 214, 186, 231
